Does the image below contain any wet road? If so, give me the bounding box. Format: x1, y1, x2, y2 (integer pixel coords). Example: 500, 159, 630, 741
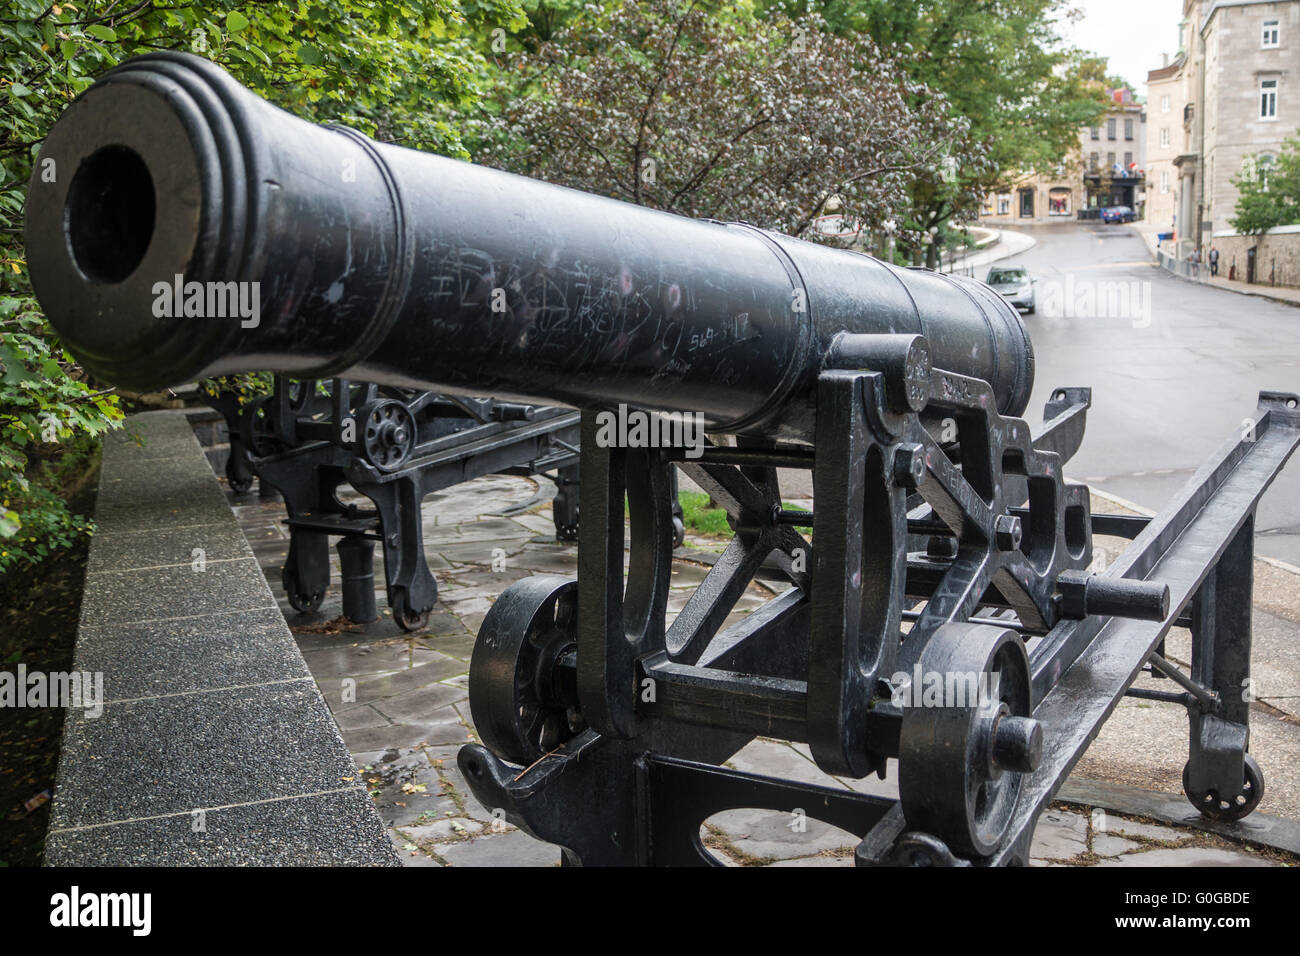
1007, 222, 1300, 565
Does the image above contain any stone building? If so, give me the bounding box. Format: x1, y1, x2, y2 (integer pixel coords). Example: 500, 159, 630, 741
981, 92, 1147, 225
1149, 0, 1300, 255
1080, 92, 1149, 215
1144, 55, 1191, 232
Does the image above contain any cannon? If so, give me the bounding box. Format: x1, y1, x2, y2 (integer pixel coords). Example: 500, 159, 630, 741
200, 375, 680, 628
27, 53, 1300, 865
231, 375, 584, 629
197, 384, 260, 495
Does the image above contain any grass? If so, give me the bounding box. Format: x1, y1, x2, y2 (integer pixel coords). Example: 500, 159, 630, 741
677, 492, 812, 538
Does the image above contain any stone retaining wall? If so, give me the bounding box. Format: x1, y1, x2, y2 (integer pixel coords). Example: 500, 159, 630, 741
1210, 228, 1300, 289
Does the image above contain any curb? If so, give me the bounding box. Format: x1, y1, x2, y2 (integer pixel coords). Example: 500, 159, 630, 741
1058, 777, 1300, 857
1090, 486, 1300, 578
1145, 244, 1300, 309
943, 228, 1037, 275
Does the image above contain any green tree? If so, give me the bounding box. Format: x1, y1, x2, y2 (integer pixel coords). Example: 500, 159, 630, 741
471, 0, 987, 250
1231, 137, 1300, 236
760, 0, 1112, 256
1, 0, 523, 571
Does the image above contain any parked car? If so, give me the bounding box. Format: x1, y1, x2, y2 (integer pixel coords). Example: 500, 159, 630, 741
1100, 205, 1136, 224
985, 265, 1036, 314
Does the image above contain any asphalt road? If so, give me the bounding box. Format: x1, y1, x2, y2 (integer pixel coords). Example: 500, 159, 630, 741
1005, 222, 1300, 565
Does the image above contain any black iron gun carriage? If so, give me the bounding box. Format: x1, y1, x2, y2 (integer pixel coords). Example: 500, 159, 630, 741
202, 375, 583, 630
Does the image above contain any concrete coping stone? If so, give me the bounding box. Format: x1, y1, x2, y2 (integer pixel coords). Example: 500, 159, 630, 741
45, 410, 398, 866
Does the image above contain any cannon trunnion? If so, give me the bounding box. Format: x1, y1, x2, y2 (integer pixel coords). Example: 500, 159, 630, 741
26, 53, 1300, 865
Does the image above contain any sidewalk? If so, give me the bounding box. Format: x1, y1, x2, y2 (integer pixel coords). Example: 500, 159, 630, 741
1202, 272, 1300, 306
227, 471, 1300, 867
940, 228, 1036, 276
1136, 221, 1300, 308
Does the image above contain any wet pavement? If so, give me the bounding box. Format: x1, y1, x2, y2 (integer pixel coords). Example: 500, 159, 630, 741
1012, 221, 1300, 567
228, 471, 1300, 867
776, 223, 1300, 566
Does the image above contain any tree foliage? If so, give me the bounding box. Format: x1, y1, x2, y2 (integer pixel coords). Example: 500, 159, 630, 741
759, 0, 1112, 235
1, 0, 1113, 573
1231, 137, 1300, 236
1, 0, 523, 570
472, 0, 989, 248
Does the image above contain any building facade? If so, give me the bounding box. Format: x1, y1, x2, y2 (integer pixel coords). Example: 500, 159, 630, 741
1144, 55, 1191, 232
1081, 94, 1149, 215
981, 93, 1147, 225
1151, 1, 1300, 254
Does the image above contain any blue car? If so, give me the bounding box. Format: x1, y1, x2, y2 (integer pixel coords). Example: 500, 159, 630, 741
1101, 205, 1136, 224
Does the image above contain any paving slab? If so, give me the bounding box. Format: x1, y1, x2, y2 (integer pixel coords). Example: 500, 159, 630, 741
1091, 834, 1143, 857
437, 829, 561, 867
1095, 847, 1277, 867
1029, 809, 1090, 860
341, 713, 470, 753
707, 807, 861, 862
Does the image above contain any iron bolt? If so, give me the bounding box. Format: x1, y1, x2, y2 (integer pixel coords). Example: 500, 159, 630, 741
991, 715, 1042, 773
893, 443, 927, 488
927, 535, 957, 559
994, 514, 1022, 551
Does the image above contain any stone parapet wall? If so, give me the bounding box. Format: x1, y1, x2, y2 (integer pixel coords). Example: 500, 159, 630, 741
1210, 229, 1300, 289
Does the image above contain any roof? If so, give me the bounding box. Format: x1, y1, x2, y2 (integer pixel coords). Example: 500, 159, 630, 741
1147, 62, 1181, 82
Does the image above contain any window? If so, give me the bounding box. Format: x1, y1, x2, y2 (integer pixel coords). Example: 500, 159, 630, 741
1262, 19, 1280, 48
1107, 151, 1116, 169
1107, 118, 1117, 139
1124, 118, 1134, 140
997, 195, 1011, 216
1089, 151, 1099, 171
1261, 78, 1278, 120
1160, 170, 1170, 194
1161, 94, 1170, 113
1160, 127, 1170, 148
1259, 154, 1276, 190
1049, 188, 1071, 216
1090, 126, 1100, 140
1123, 151, 1133, 169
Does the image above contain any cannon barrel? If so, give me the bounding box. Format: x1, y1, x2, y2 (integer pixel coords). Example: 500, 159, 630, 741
26, 53, 1033, 439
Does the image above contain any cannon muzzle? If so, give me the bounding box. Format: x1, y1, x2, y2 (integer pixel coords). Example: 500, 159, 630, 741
26, 52, 1033, 439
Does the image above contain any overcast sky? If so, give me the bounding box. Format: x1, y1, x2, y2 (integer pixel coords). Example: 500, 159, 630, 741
1057, 0, 1187, 95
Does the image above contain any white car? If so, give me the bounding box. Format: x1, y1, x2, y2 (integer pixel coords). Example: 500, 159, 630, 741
986, 266, 1035, 314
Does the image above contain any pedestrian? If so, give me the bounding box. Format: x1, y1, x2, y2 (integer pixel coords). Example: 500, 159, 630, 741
1209, 246, 1220, 277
